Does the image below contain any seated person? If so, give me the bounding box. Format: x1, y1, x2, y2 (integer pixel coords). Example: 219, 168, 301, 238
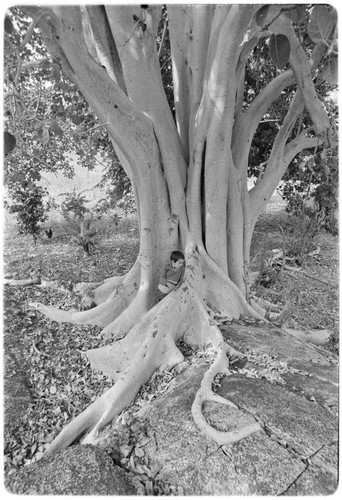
157, 250, 185, 300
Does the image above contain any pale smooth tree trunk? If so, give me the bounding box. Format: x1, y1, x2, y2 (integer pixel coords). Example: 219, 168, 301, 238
24, 4, 334, 455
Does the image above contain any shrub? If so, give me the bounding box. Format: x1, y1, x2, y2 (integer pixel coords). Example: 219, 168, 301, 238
8, 183, 48, 242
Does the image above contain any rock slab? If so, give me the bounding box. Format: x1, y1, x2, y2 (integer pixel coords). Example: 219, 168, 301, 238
135, 324, 338, 495
6, 444, 137, 495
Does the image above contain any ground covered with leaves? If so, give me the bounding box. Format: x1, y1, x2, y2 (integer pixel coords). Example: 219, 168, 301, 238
3, 208, 339, 493
250, 211, 339, 347
3, 212, 138, 468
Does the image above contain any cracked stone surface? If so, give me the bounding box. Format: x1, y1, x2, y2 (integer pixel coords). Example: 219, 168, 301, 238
137, 324, 338, 495
218, 374, 337, 456
222, 323, 338, 385
6, 444, 137, 495
138, 361, 305, 495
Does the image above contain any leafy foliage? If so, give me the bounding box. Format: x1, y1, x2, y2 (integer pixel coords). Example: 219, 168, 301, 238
60, 190, 89, 222
4, 7, 108, 169
96, 159, 135, 215
6, 183, 48, 241
278, 147, 338, 235
254, 4, 337, 78
250, 4, 337, 94
3, 7, 135, 233
247, 5, 338, 230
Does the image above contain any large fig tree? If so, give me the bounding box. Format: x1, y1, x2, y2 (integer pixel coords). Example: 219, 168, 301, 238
20, 4, 337, 454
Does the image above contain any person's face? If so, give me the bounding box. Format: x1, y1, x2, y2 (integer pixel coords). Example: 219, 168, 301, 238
172, 259, 184, 269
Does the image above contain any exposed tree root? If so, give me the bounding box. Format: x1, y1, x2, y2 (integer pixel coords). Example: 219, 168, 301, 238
29, 265, 140, 328
42, 250, 264, 457
190, 308, 261, 444
92, 275, 126, 304
100, 287, 153, 341
44, 288, 188, 456
86, 294, 184, 379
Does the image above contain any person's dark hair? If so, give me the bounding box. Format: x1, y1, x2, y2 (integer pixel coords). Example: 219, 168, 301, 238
170, 250, 185, 262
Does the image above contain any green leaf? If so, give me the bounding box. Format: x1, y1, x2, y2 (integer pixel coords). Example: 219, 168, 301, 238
4, 15, 14, 34
30, 170, 41, 182
71, 115, 83, 125
321, 57, 338, 86
255, 5, 269, 28
4, 131, 16, 155
269, 34, 290, 70
283, 5, 306, 24
308, 5, 337, 45
49, 121, 64, 137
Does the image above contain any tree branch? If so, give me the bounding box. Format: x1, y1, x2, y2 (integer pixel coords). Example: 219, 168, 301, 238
85, 6, 127, 93
20, 11, 45, 48
232, 69, 294, 169
168, 4, 215, 160
283, 131, 322, 167
31, 5, 161, 185
270, 12, 335, 147
249, 90, 304, 220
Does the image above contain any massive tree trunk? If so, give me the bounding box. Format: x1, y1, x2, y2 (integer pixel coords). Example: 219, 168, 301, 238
25, 4, 335, 455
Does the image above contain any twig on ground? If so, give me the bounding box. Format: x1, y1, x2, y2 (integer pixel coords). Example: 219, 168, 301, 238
283, 266, 333, 286
4, 277, 41, 286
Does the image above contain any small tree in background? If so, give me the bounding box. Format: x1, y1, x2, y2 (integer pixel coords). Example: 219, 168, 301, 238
58, 190, 102, 254
6, 182, 48, 243
278, 145, 338, 234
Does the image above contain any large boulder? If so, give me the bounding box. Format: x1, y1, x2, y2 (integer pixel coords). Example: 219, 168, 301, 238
133, 324, 338, 495
137, 361, 305, 495
6, 444, 137, 495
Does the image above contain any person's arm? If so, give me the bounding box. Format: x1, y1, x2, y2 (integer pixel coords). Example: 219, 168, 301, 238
159, 263, 170, 286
